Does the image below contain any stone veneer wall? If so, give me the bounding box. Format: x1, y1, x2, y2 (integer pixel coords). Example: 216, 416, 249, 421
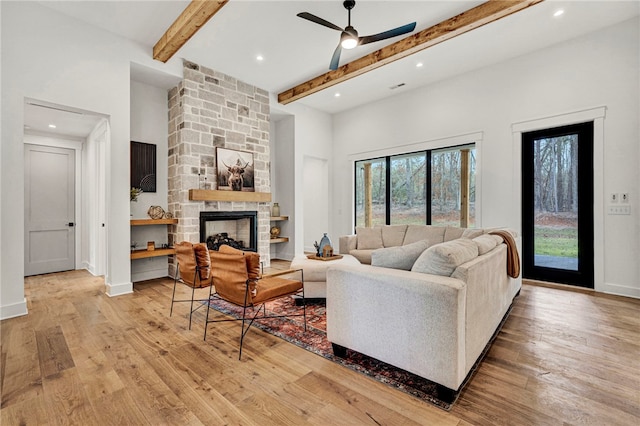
167, 61, 271, 272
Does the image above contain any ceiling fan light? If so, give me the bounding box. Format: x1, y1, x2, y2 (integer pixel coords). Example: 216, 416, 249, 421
341, 36, 358, 49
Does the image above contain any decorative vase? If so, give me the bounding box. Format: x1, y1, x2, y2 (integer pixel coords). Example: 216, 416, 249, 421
271, 202, 280, 217
318, 233, 332, 257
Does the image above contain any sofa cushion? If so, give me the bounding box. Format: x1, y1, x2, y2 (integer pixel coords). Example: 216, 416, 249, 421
381, 225, 408, 247
349, 249, 375, 264
411, 238, 479, 276
444, 226, 465, 242
462, 228, 484, 239
356, 227, 383, 250
403, 225, 446, 246
473, 234, 501, 255
371, 240, 430, 271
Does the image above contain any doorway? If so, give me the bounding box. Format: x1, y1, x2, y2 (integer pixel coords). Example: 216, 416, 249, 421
521, 121, 594, 288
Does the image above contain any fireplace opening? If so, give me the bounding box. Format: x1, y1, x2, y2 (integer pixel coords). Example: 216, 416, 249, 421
199, 211, 257, 252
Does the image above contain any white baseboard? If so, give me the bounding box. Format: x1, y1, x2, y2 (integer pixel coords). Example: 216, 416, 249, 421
599, 282, 640, 299
105, 281, 133, 297
1, 298, 28, 320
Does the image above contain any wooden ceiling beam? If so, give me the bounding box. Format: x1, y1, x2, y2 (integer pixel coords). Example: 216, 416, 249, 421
153, 0, 229, 63
278, 0, 544, 105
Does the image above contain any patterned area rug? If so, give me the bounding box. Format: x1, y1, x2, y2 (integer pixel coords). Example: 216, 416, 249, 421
206, 296, 497, 411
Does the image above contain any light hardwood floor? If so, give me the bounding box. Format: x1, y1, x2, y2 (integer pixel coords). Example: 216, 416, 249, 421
1, 266, 639, 425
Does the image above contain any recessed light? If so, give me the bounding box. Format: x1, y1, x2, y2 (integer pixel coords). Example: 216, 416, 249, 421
553, 9, 564, 17
416, 62, 423, 68
256, 55, 264, 61
334, 93, 341, 98
48, 124, 56, 128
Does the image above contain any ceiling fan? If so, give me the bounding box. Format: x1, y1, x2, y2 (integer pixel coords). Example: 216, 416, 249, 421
297, 0, 417, 71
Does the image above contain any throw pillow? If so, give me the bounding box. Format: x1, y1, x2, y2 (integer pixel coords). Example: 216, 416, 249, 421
473, 234, 499, 255
356, 226, 383, 250
371, 240, 430, 271
411, 238, 479, 276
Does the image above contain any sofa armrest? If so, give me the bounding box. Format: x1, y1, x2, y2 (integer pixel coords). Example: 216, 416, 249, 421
452, 244, 518, 371
338, 235, 357, 254
326, 264, 467, 390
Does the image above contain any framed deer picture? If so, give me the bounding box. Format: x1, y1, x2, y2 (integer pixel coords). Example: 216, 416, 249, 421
216, 147, 255, 192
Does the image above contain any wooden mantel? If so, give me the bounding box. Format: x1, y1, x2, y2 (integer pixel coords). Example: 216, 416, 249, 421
189, 189, 271, 203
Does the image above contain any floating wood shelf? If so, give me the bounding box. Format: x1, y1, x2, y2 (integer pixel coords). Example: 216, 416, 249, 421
189, 189, 271, 202
130, 218, 178, 226
270, 237, 289, 244
130, 248, 175, 260
270, 216, 289, 221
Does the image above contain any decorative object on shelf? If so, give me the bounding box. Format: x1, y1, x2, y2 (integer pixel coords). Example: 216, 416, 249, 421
130, 187, 143, 202
147, 241, 155, 251
319, 233, 332, 257
216, 147, 255, 192
147, 205, 165, 220
198, 173, 210, 190
271, 202, 280, 217
164, 211, 173, 219
131, 241, 137, 251
322, 245, 334, 258
270, 225, 281, 239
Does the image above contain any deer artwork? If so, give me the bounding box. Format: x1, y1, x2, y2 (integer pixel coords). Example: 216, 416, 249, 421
222, 158, 250, 191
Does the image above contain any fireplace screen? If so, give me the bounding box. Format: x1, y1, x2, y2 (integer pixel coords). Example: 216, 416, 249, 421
200, 211, 257, 252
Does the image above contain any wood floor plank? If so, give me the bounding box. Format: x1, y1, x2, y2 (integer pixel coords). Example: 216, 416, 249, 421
35, 325, 75, 378
2, 270, 639, 425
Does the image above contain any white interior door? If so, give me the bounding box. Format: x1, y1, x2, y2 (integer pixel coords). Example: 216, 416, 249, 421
25, 144, 76, 276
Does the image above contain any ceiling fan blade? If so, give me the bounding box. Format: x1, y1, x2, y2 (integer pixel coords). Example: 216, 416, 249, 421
329, 43, 343, 71
359, 22, 416, 45
297, 12, 343, 32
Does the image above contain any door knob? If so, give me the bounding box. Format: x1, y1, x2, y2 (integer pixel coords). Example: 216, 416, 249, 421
68, 222, 75, 227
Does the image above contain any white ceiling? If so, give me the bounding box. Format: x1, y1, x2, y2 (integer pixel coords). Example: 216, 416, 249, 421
28, 0, 639, 136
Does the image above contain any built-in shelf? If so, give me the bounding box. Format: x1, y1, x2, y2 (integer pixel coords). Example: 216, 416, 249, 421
189, 189, 271, 202
130, 218, 178, 226
270, 215, 289, 244
270, 237, 289, 244
130, 248, 175, 260
130, 218, 178, 260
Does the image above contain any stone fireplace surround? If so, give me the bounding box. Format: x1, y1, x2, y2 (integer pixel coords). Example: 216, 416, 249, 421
167, 61, 271, 275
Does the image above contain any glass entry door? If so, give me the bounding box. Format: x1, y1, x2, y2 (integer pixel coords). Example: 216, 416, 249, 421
522, 122, 594, 288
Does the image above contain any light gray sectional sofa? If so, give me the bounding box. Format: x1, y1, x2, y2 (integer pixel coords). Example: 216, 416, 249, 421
329, 224, 521, 393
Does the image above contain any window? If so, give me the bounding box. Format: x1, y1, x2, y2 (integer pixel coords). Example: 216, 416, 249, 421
354, 144, 475, 228
355, 158, 386, 228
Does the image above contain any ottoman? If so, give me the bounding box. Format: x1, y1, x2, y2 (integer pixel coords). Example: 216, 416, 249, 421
290, 254, 361, 299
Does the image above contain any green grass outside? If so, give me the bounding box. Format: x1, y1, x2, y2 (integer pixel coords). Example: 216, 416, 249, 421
534, 226, 578, 258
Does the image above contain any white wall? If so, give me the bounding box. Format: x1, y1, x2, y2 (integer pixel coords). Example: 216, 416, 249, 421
130, 80, 170, 282
331, 18, 639, 298
270, 115, 296, 260
0, 2, 182, 318
271, 102, 333, 257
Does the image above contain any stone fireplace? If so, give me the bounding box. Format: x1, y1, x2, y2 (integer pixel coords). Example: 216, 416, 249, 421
167, 61, 271, 274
